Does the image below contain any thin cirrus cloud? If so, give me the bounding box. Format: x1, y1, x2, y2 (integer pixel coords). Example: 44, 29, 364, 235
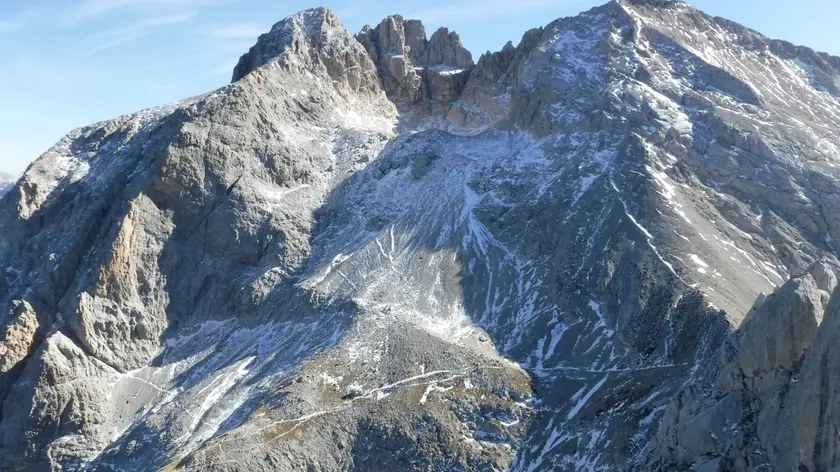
408, 0, 585, 23
204, 23, 268, 77
0, 6, 44, 34
67, 0, 221, 23
64, 0, 231, 56
83, 11, 199, 54
210, 24, 267, 39
0, 12, 26, 34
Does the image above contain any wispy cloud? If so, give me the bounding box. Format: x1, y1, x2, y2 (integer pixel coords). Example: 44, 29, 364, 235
67, 0, 220, 23
210, 61, 237, 78
204, 40, 256, 56
210, 23, 266, 39
408, 0, 584, 24
84, 11, 198, 54
0, 6, 44, 34
202, 23, 266, 78
0, 110, 30, 123
144, 78, 179, 91
201, 39, 253, 78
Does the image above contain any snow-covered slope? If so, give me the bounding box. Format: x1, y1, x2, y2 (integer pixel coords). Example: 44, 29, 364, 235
0, 172, 15, 196
1, 1, 840, 471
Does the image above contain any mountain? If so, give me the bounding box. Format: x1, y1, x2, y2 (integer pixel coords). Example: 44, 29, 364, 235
1, 1, 840, 470
0, 172, 15, 196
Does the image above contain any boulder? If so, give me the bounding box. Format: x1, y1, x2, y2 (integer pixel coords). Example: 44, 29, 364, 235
413, 154, 431, 169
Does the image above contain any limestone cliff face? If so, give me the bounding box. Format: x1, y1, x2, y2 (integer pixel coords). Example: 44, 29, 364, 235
646, 262, 840, 472
354, 15, 475, 125
2, 1, 840, 471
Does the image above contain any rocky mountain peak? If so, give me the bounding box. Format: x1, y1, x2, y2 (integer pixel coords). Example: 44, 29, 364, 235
420, 27, 474, 69
231, 6, 382, 99
3, 1, 840, 471
283, 7, 339, 38
354, 14, 475, 112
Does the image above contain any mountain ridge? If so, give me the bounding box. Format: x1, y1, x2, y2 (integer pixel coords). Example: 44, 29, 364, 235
1, 1, 839, 470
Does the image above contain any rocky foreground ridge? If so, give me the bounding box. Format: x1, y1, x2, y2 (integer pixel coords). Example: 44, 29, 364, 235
2, 0, 840, 470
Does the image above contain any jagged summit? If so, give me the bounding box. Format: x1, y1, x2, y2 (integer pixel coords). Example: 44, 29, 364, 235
230, 1, 840, 133
354, 14, 474, 114
3, 1, 840, 471
231, 7, 364, 84
231, 7, 478, 124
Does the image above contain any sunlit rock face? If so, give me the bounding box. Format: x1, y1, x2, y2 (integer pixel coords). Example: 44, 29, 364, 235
1, 1, 840, 470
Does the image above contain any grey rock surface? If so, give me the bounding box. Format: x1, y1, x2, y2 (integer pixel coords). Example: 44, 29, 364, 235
1, 0, 840, 471
645, 268, 840, 472
417, 27, 474, 70
355, 15, 475, 124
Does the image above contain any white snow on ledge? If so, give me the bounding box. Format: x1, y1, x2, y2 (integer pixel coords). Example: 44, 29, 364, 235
429, 65, 468, 75
689, 254, 709, 269
567, 375, 609, 420
610, 177, 680, 279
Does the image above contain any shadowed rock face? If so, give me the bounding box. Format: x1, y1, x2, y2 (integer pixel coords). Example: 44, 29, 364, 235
1, 0, 840, 470
646, 262, 840, 472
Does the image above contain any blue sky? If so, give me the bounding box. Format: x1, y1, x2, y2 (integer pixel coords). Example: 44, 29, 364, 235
1, 0, 838, 174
